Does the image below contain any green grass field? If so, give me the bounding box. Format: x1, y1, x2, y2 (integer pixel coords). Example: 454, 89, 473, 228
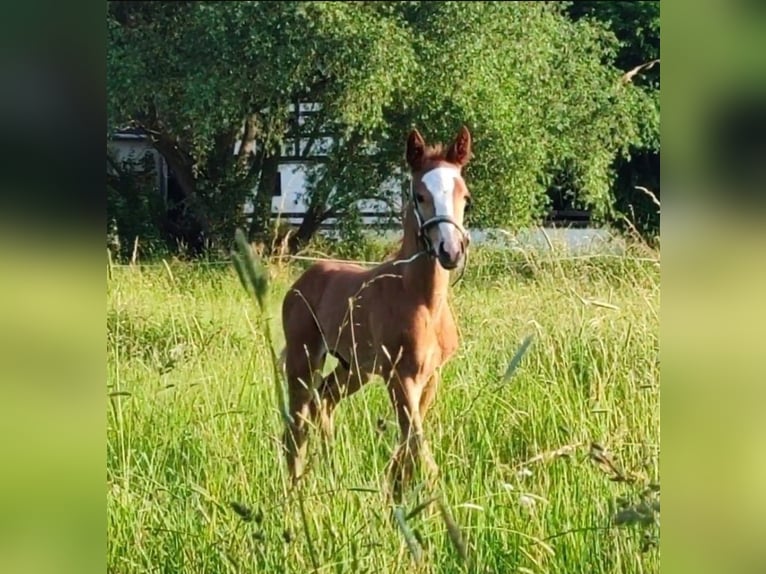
107, 240, 659, 573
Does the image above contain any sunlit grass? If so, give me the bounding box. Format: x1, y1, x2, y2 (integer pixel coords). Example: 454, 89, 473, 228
107, 242, 659, 573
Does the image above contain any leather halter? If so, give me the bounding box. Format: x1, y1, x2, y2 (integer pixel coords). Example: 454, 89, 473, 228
409, 174, 471, 258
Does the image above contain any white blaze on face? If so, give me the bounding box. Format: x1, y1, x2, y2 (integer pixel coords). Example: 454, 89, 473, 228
421, 166, 464, 257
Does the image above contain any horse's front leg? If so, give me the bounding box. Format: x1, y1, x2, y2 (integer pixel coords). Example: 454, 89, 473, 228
418, 370, 441, 477
419, 370, 440, 421
386, 372, 438, 502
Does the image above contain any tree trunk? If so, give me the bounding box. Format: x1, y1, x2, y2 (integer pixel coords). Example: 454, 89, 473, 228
237, 114, 259, 175
152, 134, 211, 237
288, 205, 327, 254
248, 151, 280, 241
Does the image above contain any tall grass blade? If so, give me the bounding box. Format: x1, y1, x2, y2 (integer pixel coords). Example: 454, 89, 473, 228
460, 333, 536, 417
297, 493, 320, 571
231, 251, 253, 298
437, 498, 469, 564
230, 228, 291, 426
405, 496, 437, 521
393, 506, 422, 563
502, 334, 534, 383
233, 228, 268, 309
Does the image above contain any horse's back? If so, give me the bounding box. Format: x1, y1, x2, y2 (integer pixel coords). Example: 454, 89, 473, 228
282, 260, 369, 336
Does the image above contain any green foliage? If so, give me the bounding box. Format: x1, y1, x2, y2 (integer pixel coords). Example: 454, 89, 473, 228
107, 247, 659, 572
106, 151, 168, 261
231, 228, 269, 310
568, 1, 660, 89
230, 227, 290, 428
299, 229, 398, 264
108, 1, 418, 251
107, 1, 660, 254
566, 1, 661, 238
318, 2, 657, 232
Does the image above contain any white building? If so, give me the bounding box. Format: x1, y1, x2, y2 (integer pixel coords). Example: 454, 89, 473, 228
107, 128, 168, 201
107, 103, 403, 230
239, 102, 403, 229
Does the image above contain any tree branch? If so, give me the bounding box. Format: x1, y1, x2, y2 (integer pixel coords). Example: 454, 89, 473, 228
150, 132, 211, 234
620, 59, 660, 85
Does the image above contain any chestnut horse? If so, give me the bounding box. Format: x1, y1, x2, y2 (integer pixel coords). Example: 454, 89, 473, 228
280, 126, 473, 499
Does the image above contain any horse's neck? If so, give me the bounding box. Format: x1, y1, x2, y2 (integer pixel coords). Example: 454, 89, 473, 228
395, 206, 451, 311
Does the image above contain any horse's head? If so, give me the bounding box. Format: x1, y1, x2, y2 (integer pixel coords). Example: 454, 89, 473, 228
405, 125, 473, 270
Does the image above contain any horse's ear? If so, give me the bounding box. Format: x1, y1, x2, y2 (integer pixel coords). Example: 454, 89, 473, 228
406, 129, 426, 171
447, 125, 472, 167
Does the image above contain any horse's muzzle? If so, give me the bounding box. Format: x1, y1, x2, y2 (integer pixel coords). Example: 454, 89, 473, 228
437, 238, 465, 270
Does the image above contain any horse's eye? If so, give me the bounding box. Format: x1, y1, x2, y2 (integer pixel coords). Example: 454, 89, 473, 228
416, 193, 425, 203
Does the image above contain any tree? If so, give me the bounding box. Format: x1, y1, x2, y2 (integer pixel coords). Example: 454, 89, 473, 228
318, 2, 654, 233
566, 1, 660, 237
108, 2, 305, 251
108, 1, 415, 253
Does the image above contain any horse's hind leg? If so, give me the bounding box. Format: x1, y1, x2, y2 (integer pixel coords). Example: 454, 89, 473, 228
283, 342, 325, 481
